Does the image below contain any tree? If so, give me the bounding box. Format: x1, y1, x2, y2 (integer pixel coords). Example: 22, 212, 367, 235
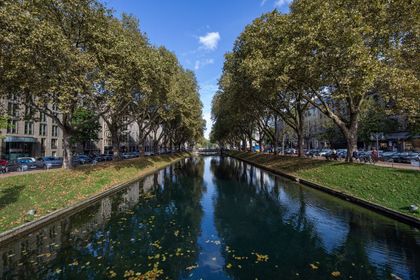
69, 108, 101, 152
0, 0, 111, 168
289, 0, 419, 161
219, 12, 311, 157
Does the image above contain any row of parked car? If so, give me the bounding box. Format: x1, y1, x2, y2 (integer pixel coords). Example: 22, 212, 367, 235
304, 149, 419, 163
0, 156, 63, 173
0, 149, 181, 173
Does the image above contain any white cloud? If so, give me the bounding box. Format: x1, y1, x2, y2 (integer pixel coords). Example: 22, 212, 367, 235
199, 32, 221, 50
274, 0, 292, 7
261, 0, 268, 6
194, 58, 214, 70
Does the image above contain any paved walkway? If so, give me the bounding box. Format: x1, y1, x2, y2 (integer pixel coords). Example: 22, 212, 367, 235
309, 156, 420, 171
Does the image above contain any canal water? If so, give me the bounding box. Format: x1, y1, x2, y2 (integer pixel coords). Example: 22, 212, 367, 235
0, 157, 419, 279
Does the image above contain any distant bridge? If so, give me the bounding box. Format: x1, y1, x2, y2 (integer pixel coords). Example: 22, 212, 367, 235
197, 149, 221, 156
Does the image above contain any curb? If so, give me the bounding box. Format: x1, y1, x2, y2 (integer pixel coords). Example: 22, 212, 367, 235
228, 153, 420, 229
0, 155, 188, 247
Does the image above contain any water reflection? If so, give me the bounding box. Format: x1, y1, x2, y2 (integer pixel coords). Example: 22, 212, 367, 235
0, 156, 418, 280
211, 157, 419, 280
1, 158, 205, 279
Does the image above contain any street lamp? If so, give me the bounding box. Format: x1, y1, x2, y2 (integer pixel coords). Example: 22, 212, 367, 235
370, 132, 385, 150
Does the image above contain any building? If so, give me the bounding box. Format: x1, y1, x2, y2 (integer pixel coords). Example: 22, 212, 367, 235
0, 96, 167, 159
0, 96, 64, 160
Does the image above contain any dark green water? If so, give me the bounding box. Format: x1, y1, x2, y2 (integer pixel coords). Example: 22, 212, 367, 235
0, 156, 419, 279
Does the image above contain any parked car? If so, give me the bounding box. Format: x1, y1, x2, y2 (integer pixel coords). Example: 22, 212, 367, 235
305, 149, 320, 157
100, 154, 113, 161
336, 149, 347, 159
8, 157, 38, 172
91, 155, 106, 163
131, 151, 140, 158
394, 152, 420, 163
380, 151, 396, 162
122, 152, 139, 159
0, 159, 8, 173
72, 155, 92, 165
285, 148, 296, 155
319, 149, 332, 157
36, 156, 63, 169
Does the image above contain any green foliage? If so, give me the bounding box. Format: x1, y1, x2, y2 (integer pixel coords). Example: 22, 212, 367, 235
69, 108, 101, 146
0, 0, 204, 166
211, 0, 419, 158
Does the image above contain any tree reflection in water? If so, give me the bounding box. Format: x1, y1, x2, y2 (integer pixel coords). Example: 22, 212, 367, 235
211, 156, 419, 280
1, 158, 205, 280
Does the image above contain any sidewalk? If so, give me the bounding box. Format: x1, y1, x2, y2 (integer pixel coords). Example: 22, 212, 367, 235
314, 156, 420, 171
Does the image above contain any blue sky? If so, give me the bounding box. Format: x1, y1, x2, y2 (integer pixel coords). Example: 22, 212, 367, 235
102, 0, 291, 138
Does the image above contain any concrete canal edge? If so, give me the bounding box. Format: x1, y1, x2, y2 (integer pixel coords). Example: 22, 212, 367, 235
0, 155, 189, 247
227, 153, 420, 229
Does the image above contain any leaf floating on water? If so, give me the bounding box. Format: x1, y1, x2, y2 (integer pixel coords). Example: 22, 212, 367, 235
331, 271, 341, 277
174, 230, 180, 237
391, 274, 403, 280
309, 263, 319, 270
255, 253, 269, 263
226, 263, 233, 269
186, 264, 199, 270
108, 270, 117, 278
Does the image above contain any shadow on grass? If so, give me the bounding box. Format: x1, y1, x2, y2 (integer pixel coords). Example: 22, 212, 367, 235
78, 153, 185, 175
232, 151, 333, 173
231, 151, 420, 176
0, 185, 25, 210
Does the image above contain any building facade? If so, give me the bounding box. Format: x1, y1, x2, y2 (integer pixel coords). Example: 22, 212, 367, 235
0, 97, 166, 159
0, 97, 64, 160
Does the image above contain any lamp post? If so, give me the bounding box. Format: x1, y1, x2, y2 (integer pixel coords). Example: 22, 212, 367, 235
370, 132, 385, 150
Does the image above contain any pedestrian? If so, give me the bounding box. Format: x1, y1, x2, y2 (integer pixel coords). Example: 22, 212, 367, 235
371, 148, 379, 164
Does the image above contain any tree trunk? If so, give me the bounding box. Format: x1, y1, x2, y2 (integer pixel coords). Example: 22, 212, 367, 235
281, 134, 285, 155
62, 129, 74, 169
111, 133, 121, 160
274, 116, 278, 155
345, 131, 358, 163
297, 132, 304, 157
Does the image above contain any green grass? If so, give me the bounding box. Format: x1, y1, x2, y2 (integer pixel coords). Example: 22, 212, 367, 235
0, 154, 188, 232
229, 151, 420, 218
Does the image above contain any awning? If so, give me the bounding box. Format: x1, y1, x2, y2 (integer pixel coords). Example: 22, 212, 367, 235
4, 136, 37, 143
385, 132, 413, 140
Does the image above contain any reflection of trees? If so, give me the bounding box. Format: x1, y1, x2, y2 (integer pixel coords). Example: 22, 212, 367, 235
1, 158, 205, 279
210, 158, 419, 280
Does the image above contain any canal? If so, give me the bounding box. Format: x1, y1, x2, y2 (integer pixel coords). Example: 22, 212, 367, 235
0, 156, 419, 279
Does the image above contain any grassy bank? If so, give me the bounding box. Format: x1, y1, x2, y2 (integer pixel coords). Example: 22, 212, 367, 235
0, 154, 188, 232
229, 151, 420, 218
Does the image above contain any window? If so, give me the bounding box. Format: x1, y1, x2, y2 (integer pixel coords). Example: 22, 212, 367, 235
24, 121, 33, 135
52, 125, 58, 137
7, 103, 19, 117
51, 139, 58, 149
52, 151, 57, 157
39, 123, 47, 136
39, 112, 47, 123
7, 120, 18, 134
40, 138, 46, 151
25, 106, 33, 118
